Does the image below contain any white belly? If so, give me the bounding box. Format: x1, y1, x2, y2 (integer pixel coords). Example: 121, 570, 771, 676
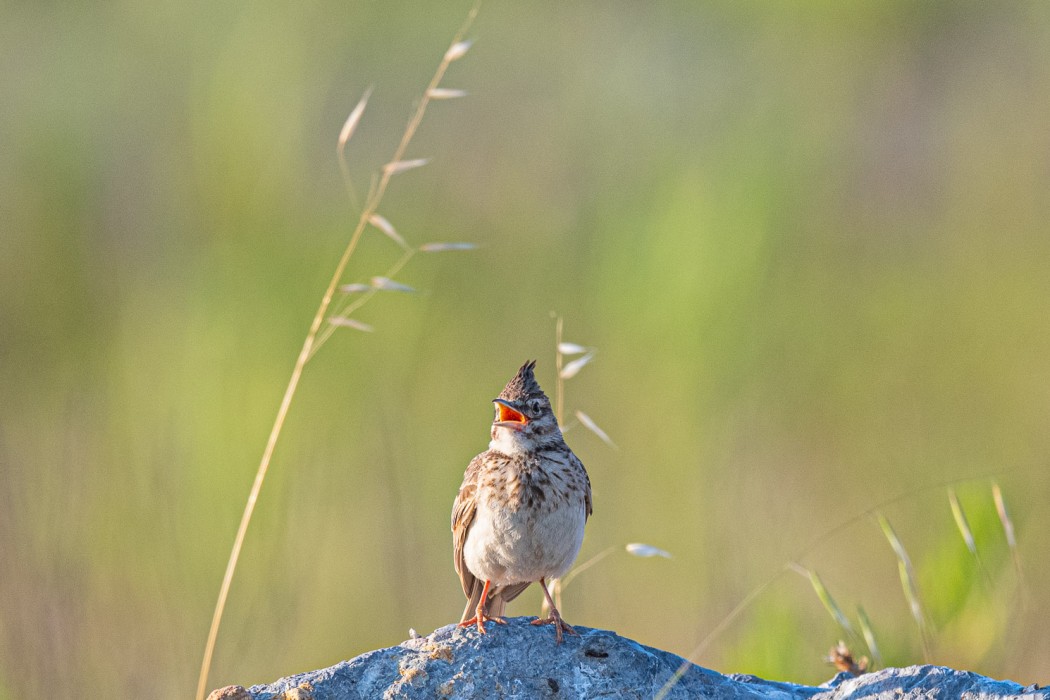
463, 496, 586, 586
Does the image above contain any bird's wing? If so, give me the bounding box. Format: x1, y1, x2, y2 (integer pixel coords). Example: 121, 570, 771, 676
574, 452, 593, 519
453, 452, 534, 621
452, 453, 483, 601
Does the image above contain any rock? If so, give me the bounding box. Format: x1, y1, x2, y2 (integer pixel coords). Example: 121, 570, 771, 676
240, 617, 1046, 699
207, 686, 251, 700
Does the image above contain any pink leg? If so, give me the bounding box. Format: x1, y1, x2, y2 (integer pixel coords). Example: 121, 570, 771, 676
530, 578, 578, 643
459, 580, 507, 634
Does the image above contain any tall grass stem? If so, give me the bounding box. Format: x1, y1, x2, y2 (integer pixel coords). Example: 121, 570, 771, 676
195, 5, 481, 697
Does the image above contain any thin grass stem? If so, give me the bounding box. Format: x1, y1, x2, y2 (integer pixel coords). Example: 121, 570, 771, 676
657, 469, 1017, 697
654, 566, 786, 700
309, 248, 417, 359
948, 488, 995, 590
336, 86, 372, 213
948, 488, 977, 556
856, 605, 882, 669
559, 546, 616, 592
876, 512, 932, 661
992, 482, 1022, 578
194, 5, 482, 697
542, 315, 567, 616
555, 315, 565, 425
790, 564, 855, 639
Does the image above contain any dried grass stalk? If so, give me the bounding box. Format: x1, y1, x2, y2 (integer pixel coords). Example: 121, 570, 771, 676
195, 4, 484, 697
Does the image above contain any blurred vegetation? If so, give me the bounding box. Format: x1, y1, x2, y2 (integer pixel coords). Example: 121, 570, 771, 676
3, 1, 1050, 697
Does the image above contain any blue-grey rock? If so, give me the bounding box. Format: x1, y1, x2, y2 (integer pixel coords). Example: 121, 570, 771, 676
225, 617, 1046, 700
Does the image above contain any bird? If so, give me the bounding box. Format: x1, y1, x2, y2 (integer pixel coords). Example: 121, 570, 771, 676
451, 360, 593, 643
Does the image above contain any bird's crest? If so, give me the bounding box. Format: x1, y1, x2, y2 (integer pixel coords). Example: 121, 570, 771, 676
498, 360, 545, 401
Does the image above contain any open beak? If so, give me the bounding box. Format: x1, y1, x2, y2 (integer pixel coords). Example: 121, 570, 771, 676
492, 399, 528, 430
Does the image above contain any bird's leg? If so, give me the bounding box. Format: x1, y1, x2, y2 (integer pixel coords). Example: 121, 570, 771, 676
458, 580, 507, 634
530, 577, 578, 643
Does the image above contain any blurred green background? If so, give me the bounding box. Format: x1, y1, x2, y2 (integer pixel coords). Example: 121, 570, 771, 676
3, 1, 1050, 696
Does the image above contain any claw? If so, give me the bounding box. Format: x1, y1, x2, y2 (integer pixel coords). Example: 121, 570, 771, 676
531, 613, 578, 643
459, 614, 507, 634
459, 580, 507, 635
532, 577, 578, 643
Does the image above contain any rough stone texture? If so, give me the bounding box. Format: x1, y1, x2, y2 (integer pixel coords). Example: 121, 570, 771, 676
234, 617, 1047, 700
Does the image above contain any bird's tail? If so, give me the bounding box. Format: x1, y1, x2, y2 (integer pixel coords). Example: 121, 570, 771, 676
460, 581, 531, 622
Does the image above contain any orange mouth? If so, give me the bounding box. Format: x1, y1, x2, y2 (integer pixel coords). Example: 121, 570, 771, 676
494, 399, 528, 428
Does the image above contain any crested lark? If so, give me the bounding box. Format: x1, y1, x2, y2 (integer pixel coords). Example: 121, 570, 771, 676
451, 360, 592, 643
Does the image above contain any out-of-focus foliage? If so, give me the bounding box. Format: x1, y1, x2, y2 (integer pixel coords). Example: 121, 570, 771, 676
2, 2, 1049, 696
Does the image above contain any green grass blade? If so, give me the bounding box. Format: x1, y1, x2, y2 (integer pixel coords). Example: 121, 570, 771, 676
992, 482, 1023, 579
876, 512, 931, 660
793, 564, 855, 637
856, 605, 882, 669
948, 488, 977, 556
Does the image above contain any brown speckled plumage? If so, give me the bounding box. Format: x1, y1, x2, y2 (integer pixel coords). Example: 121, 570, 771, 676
451, 361, 592, 643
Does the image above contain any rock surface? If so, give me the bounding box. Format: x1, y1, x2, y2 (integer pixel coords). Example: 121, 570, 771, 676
222, 617, 1046, 699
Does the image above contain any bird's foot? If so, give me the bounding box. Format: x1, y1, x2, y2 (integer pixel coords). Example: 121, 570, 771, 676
459, 613, 507, 635
531, 611, 578, 644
